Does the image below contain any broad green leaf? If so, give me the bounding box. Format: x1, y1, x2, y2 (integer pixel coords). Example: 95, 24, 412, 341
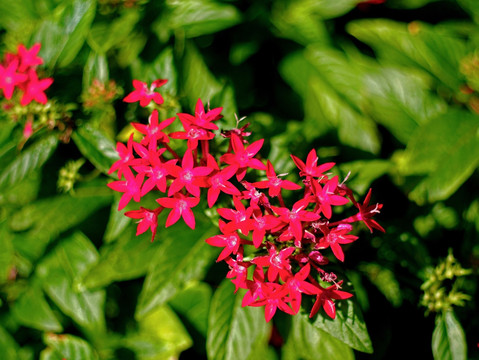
124, 305, 192, 360
9, 185, 111, 261
206, 280, 271, 360
83, 51, 109, 91
102, 198, 131, 243
0, 221, 14, 284
11, 285, 63, 332
398, 110, 479, 204
347, 19, 467, 91
33, 0, 96, 68
131, 46, 178, 95
0, 0, 38, 32
40, 333, 98, 360
153, 0, 241, 39
458, 0, 479, 23
81, 223, 162, 289
0, 135, 57, 192
359, 263, 403, 307
281, 50, 380, 154
311, 297, 373, 353
169, 282, 212, 337
87, 10, 140, 54
135, 213, 218, 318
271, 1, 330, 46
386, 0, 438, 8
35, 232, 106, 335
283, 313, 354, 360
72, 125, 119, 175
362, 67, 447, 144
432, 310, 467, 360
181, 42, 224, 112
0, 170, 40, 206
338, 159, 392, 195
0, 325, 18, 360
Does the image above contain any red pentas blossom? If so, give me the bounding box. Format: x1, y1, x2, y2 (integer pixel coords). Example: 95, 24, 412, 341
124, 79, 167, 107
107, 76, 385, 323
0, 43, 52, 105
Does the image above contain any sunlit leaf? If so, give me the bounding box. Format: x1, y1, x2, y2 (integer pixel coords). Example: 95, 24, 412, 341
347, 19, 467, 91
40, 333, 98, 360
124, 305, 192, 360
135, 213, 218, 319
72, 125, 119, 175
153, 0, 241, 39
283, 313, 354, 360
0, 135, 57, 192
81, 223, 162, 289
11, 285, 63, 332
311, 297, 373, 353
432, 310, 467, 360
206, 280, 271, 360
36, 232, 106, 335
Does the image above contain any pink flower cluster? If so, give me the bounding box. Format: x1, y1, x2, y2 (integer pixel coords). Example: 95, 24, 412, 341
108, 79, 385, 322
0, 43, 53, 106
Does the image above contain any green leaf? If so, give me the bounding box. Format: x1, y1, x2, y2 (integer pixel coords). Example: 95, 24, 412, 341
281, 50, 380, 154
181, 42, 224, 111
0, 0, 39, 32
362, 67, 447, 144
169, 282, 212, 338
206, 280, 271, 360
432, 310, 467, 360
124, 305, 192, 360
87, 10, 140, 54
35, 232, 106, 335
283, 313, 354, 360
0, 135, 57, 192
11, 285, 63, 332
34, 0, 96, 68
153, 0, 241, 39
359, 263, 403, 308
0, 221, 14, 284
347, 19, 467, 91
135, 213, 218, 319
0, 325, 19, 360
0, 170, 41, 207
81, 223, 162, 289
83, 51, 109, 91
102, 198, 131, 243
40, 333, 98, 360
72, 125, 119, 175
458, 0, 479, 23
398, 110, 479, 204
311, 297, 373, 353
9, 186, 111, 261
338, 159, 391, 195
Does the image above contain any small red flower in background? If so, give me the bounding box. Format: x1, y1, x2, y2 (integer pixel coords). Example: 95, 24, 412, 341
0, 43, 53, 105
124, 79, 167, 107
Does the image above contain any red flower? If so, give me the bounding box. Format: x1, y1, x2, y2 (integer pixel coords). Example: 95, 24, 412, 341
205, 220, 243, 261
340, 188, 385, 233
17, 43, 43, 72
220, 134, 266, 181
132, 110, 174, 147
20, 69, 53, 105
317, 224, 358, 262
309, 282, 353, 319
167, 148, 212, 197
0, 59, 28, 99
310, 176, 349, 219
252, 282, 295, 322
157, 192, 200, 229
124, 79, 167, 107
253, 245, 296, 282
291, 149, 335, 178
177, 98, 223, 131
107, 167, 145, 210
253, 160, 301, 197
125, 206, 163, 241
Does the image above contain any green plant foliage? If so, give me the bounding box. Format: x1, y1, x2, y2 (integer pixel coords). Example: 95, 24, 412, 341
0, 0, 478, 359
